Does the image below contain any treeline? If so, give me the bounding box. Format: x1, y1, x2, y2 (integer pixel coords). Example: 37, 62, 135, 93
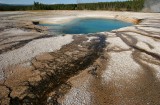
0, 0, 144, 11
0, 5, 32, 11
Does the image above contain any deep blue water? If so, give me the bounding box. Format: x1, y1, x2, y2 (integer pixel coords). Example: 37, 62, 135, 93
40, 18, 132, 34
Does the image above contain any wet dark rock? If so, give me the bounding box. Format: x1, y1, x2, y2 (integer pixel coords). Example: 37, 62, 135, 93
32, 21, 39, 25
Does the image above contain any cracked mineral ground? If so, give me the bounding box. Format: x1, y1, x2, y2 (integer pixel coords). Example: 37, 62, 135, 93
0, 11, 160, 105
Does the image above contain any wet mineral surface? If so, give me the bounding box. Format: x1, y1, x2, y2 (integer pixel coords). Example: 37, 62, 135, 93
0, 11, 160, 105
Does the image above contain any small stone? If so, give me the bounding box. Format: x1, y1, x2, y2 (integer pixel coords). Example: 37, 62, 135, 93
35, 53, 54, 61
32, 59, 44, 69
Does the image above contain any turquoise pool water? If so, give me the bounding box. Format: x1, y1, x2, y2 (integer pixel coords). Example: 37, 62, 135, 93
40, 18, 132, 34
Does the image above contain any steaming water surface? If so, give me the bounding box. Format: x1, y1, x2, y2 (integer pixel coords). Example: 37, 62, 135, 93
40, 18, 132, 34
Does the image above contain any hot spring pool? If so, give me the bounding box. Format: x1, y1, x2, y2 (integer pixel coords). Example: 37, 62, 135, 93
40, 18, 132, 34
